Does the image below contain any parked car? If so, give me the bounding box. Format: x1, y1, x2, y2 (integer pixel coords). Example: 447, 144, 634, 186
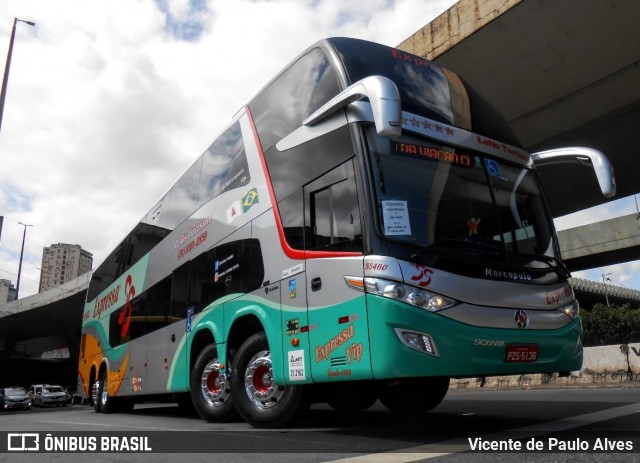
29, 384, 67, 407
64, 388, 83, 405
0, 387, 31, 411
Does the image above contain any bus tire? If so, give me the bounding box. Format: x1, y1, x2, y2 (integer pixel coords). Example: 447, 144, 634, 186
379, 377, 449, 415
92, 380, 101, 413
231, 332, 308, 428
96, 375, 115, 414
190, 344, 236, 422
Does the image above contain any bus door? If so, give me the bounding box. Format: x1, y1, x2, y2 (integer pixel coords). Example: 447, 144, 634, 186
144, 275, 183, 394
303, 159, 372, 382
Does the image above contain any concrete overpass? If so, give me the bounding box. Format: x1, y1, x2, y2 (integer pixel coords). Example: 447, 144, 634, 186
0, 273, 89, 388
559, 213, 640, 271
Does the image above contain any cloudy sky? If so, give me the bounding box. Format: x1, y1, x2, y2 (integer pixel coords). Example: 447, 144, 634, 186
0, 0, 637, 300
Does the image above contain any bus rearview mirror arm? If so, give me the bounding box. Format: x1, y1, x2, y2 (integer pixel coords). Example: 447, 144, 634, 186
531, 146, 617, 198
303, 75, 402, 138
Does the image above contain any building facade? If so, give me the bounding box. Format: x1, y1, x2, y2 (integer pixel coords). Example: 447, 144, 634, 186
0, 279, 16, 306
39, 244, 93, 293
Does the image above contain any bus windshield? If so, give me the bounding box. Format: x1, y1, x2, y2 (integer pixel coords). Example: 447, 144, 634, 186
365, 127, 565, 280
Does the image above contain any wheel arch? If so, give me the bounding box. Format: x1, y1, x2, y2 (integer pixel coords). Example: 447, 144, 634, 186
227, 313, 265, 361
97, 360, 108, 382
189, 327, 216, 374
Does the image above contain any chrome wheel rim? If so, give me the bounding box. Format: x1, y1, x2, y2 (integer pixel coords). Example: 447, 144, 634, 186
200, 358, 230, 407
243, 350, 284, 409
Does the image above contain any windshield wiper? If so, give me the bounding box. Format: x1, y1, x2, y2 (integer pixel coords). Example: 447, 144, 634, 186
512, 252, 571, 279
411, 239, 503, 261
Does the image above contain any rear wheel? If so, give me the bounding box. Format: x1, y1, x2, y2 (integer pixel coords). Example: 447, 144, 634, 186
190, 344, 235, 422
93, 376, 115, 413
379, 377, 449, 415
231, 332, 308, 428
94, 374, 134, 414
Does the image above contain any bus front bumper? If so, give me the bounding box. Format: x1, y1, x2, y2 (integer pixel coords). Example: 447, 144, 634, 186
367, 297, 583, 379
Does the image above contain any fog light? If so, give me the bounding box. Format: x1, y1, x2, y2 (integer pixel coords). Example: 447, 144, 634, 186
395, 329, 439, 357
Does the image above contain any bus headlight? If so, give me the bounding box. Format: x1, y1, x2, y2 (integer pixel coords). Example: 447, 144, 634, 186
560, 300, 579, 319
344, 276, 457, 312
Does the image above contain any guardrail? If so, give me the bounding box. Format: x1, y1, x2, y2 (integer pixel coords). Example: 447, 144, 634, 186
450, 342, 640, 389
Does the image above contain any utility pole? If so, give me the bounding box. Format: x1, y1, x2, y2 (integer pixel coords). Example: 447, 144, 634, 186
15, 222, 33, 300
0, 18, 36, 134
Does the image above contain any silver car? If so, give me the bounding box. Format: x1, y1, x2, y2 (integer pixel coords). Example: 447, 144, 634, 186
30, 384, 67, 407
0, 387, 31, 411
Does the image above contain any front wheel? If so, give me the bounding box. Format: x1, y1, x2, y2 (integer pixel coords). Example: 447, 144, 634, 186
190, 344, 235, 422
379, 377, 449, 415
231, 332, 308, 428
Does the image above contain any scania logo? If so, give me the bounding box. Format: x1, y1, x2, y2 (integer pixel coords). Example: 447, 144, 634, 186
474, 339, 505, 347
515, 309, 529, 329
264, 285, 279, 294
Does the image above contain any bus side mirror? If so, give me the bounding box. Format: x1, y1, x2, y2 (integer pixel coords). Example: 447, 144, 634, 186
531, 147, 616, 198
303, 75, 402, 138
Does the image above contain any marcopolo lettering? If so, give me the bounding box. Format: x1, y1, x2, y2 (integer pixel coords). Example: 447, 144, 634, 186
485, 267, 532, 281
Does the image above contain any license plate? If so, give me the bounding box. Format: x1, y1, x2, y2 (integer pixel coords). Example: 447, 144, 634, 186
505, 344, 539, 363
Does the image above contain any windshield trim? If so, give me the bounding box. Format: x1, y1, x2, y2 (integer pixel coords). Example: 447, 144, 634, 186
399, 110, 533, 168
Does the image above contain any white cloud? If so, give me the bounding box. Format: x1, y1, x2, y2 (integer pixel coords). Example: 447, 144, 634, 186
0, 0, 456, 297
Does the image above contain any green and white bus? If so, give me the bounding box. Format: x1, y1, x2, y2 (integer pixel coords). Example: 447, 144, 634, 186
78, 37, 615, 427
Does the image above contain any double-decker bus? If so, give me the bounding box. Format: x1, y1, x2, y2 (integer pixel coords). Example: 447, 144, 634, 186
78, 37, 615, 427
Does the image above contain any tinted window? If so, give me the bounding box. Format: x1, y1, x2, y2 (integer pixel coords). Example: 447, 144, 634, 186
87, 221, 171, 301
199, 121, 249, 205
108, 276, 174, 347
249, 47, 340, 152
265, 124, 354, 202
329, 37, 454, 124
165, 157, 203, 230
305, 159, 362, 252
171, 239, 265, 318
88, 122, 248, 303
109, 291, 147, 347
268, 126, 355, 250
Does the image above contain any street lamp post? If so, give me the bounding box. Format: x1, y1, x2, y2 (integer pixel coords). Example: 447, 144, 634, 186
602, 272, 612, 307
0, 17, 36, 135
15, 221, 33, 300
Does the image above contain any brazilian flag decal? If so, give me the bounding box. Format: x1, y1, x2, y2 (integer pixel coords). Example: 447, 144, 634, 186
242, 188, 259, 213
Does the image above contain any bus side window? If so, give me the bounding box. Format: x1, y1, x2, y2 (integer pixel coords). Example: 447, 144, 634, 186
145, 276, 174, 332
209, 239, 265, 301
304, 159, 362, 252
109, 293, 147, 347
249, 47, 340, 153
171, 240, 264, 316
268, 125, 355, 251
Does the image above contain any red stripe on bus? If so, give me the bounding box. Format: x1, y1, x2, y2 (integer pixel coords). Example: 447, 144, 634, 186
245, 105, 362, 261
